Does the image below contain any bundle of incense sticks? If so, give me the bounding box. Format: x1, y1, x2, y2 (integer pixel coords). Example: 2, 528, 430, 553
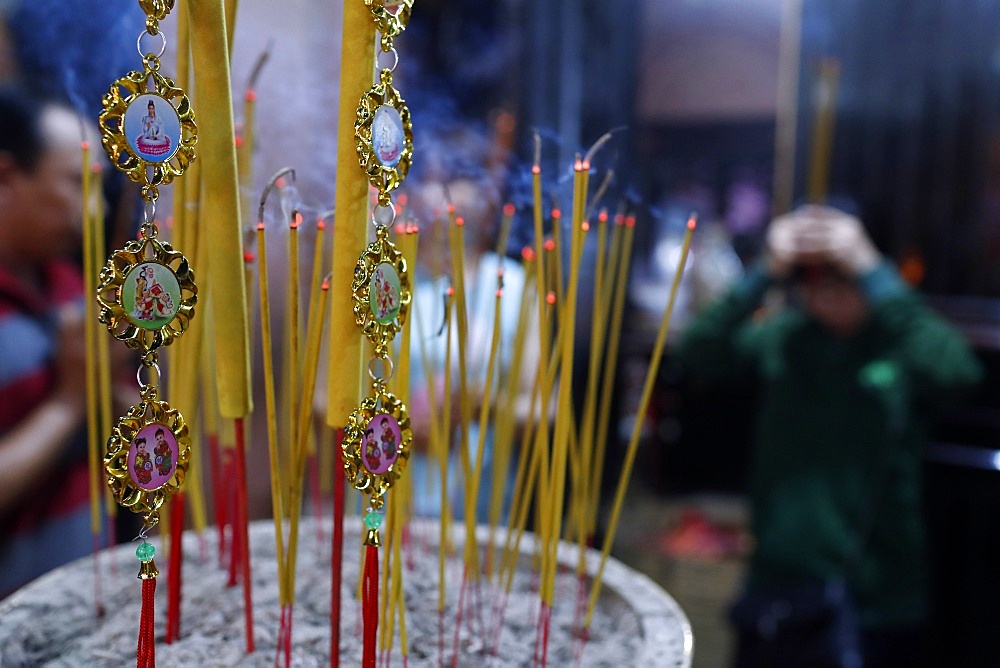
395, 134, 694, 666
252, 173, 332, 666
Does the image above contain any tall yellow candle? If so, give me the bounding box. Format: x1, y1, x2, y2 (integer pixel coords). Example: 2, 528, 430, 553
327, 0, 375, 426
188, 0, 252, 417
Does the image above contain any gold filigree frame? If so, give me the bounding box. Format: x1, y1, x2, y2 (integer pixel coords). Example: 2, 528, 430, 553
139, 0, 175, 22
97, 235, 197, 352
99, 66, 196, 200
355, 69, 413, 204
342, 387, 411, 510
352, 230, 410, 357
364, 0, 414, 40
105, 395, 191, 528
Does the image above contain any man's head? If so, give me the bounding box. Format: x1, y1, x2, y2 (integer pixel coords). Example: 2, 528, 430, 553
767, 204, 881, 338
792, 263, 869, 338
0, 88, 91, 270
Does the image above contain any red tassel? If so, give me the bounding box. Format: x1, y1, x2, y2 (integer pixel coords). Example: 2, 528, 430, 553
137, 577, 156, 668
362, 544, 379, 668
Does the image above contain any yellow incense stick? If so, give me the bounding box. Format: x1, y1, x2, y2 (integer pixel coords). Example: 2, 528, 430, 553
92, 164, 113, 482
255, 222, 288, 604
302, 216, 327, 459
284, 276, 330, 603
806, 57, 840, 204
437, 288, 455, 612
772, 0, 804, 216
467, 275, 503, 577
584, 215, 695, 629
540, 163, 587, 607
447, 213, 478, 578
486, 251, 536, 573
81, 141, 101, 537
574, 212, 609, 563
496, 202, 515, 259
587, 215, 633, 540
287, 211, 302, 507
499, 294, 561, 596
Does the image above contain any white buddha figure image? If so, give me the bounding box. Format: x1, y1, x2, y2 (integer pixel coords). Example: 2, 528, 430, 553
135, 98, 172, 157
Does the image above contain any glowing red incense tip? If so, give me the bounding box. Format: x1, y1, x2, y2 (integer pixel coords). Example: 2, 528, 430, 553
447, 203, 456, 215
531, 165, 541, 175
256, 221, 265, 231
397, 193, 408, 206
544, 239, 556, 252
455, 216, 465, 227
80, 140, 89, 151
447, 287, 455, 297
581, 221, 590, 232
598, 210, 609, 223
321, 278, 330, 290
245, 89, 257, 103
551, 208, 562, 220
581, 160, 591, 171
91, 162, 103, 174
395, 222, 406, 235
614, 213, 626, 226
546, 291, 557, 305
290, 212, 302, 228
316, 219, 326, 230
243, 252, 255, 263
234, 135, 243, 148
408, 223, 419, 234
625, 215, 636, 229
496, 288, 503, 298
503, 202, 516, 217
574, 159, 583, 171
521, 247, 535, 262
687, 216, 697, 231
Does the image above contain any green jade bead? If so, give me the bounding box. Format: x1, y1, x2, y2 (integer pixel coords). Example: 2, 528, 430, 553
136, 542, 156, 563
364, 511, 384, 530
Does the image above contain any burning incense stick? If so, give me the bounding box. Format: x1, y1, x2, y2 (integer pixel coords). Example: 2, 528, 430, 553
254, 219, 288, 607
583, 214, 696, 633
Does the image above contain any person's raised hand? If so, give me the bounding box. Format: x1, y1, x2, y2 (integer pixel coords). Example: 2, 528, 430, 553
52, 304, 87, 416
798, 205, 880, 276
765, 208, 832, 278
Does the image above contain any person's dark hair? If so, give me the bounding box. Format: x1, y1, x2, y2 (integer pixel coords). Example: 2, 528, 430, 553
0, 87, 46, 172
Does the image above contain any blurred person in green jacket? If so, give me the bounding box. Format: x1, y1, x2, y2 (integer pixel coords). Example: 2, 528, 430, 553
678, 204, 983, 668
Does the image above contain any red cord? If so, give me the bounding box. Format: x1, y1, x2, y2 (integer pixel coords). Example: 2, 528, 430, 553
207, 433, 225, 567
363, 544, 379, 668
227, 444, 239, 588
310, 451, 324, 546
234, 417, 255, 654
137, 577, 156, 668
331, 429, 345, 668
276, 604, 293, 668
450, 566, 469, 668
